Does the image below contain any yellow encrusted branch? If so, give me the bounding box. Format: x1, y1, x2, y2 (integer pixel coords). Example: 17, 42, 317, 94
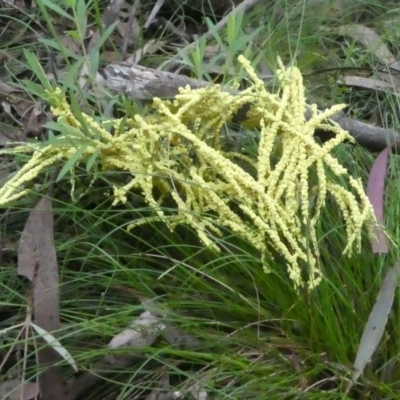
0, 56, 377, 290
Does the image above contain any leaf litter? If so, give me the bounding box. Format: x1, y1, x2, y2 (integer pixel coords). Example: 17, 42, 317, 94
17, 197, 65, 400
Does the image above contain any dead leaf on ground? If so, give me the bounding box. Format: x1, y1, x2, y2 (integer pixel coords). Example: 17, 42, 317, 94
144, 373, 170, 400
1, 94, 46, 139
108, 311, 165, 350
348, 260, 400, 392
0, 80, 21, 97
366, 142, 399, 253
18, 197, 65, 400
0, 379, 39, 400
0, 122, 24, 142
338, 75, 400, 96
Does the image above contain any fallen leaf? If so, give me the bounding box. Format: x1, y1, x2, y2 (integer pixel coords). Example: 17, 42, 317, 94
349, 261, 400, 389
0, 379, 39, 400
0, 80, 21, 97
338, 75, 400, 96
18, 197, 65, 400
0, 122, 25, 142
108, 311, 165, 349
366, 141, 400, 253
144, 373, 171, 400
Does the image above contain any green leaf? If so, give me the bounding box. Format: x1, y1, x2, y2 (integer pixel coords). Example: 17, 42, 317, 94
21, 80, 49, 99
44, 121, 88, 140
57, 144, 89, 182
68, 91, 93, 138
41, 0, 74, 20
76, 0, 87, 40
23, 50, 53, 92
88, 50, 100, 77
40, 38, 80, 59
64, 0, 76, 7
46, 136, 89, 147
86, 149, 100, 172
87, 22, 117, 77
205, 18, 225, 51
226, 11, 244, 47
62, 59, 86, 87
351, 261, 400, 386
31, 323, 78, 372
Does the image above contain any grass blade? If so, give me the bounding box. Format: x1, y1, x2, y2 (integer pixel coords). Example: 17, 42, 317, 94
31, 323, 78, 372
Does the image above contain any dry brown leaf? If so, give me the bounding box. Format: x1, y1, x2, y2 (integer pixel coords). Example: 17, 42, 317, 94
348, 261, 400, 392
2, 96, 32, 120
0, 123, 24, 142
59, 33, 83, 56
18, 197, 65, 400
0, 80, 21, 97
0, 379, 39, 400
338, 75, 400, 95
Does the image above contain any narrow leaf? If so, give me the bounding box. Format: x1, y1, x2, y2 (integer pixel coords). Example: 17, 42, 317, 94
46, 136, 88, 147
76, 0, 87, 39
57, 144, 89, 182
18, 197, 65, 399
351, 261, 400, 385
367, 139, 400, 253
44, 121, 88, 139
39, 38, 80, 60
92, 22, 118, 52
367, 147, 390, 253
23, 50, 53, 92
40, 0, 74, 20
86, 149, 100, 172
31, 323, 78, 372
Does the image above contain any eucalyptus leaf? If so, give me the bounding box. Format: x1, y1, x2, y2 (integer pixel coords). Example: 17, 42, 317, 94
351, 261, 400, 384
31, 323, 78, 372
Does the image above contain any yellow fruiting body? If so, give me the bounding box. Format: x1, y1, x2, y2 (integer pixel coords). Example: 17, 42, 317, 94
0, 56, 377, 290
